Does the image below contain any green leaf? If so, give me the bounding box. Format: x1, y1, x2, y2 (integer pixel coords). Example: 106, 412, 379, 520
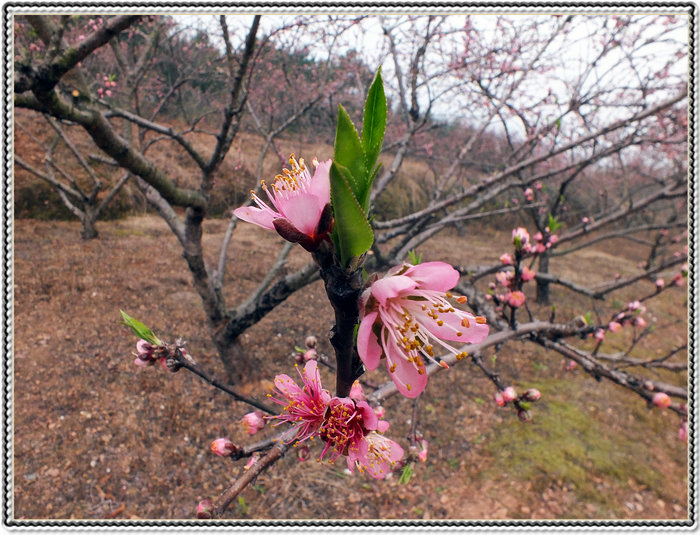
361, 68, 387, 173
120, 310, 162, 346
333, 104, 366, 197
408, 249, 423, 265
330, 162, 374, 267
547, 213, 563, 232
398, 463, 414, 484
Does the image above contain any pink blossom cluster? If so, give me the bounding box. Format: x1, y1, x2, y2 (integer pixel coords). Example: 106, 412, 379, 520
97, 75, 117, 98
268, 360, 404, 479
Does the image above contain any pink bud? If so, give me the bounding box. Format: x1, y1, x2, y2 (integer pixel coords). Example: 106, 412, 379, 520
655, 278, 665, 289
494, 391, 506, 407
581, 217, 589, 224
678, 421, 688, 441
105, 89, 112, 97
517, 409, 532, 422
303, 349, 317, 362
418, 440, 429, 462
244, 454, 259, 470
297, 445, 311, 462
134, 357, 150, 367
533, 232, 544, 242
305, 335, 317, 349
608, 321, 622, 333
374, 405, 386, 419
524, 188, 534, 201
522, 388, 541, 402
534, 243, 547, 254
512, 227, 530, 248
673, 272, 684, 286
502, 386, 517, 403
241, 411, 265, 435
349, 380, 364, 401
496, 270, 514, 287
506, 291, 526, 308
293, 352, 304, 365
499, 253, 513, 265
521, 266, 536, 281
548, 234, 559, 245
210, 438, 236, 457
594, 329, 605, 341
565, 360, 577, 371
652, 392, 671, 409
196, 499, 213, 519
634, 317, 646, 328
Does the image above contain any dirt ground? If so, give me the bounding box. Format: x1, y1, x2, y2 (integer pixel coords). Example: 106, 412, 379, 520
11, 216, 689, 521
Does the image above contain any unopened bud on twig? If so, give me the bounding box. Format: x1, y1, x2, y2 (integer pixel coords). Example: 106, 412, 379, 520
517, 409, 532, 422
210, 438, 237, 457
196, 499, 213, 519
652, 392, 671, 409
521, 388, 541, 402
305, 335, 318, 349
501, 386, 517, 403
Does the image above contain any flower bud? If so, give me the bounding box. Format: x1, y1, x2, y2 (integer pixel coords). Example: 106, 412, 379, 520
517, 409, 532, 422
594, 329, 605, 341
678, 421, 688, 442
655, 278, 665, 289
297, 445, 311, 462
244, 454, 259, 470
305, 335, 318, 349
512, 227, 530, 249
210, 438, 236, 457
196, 499, 213, 519
499, 253, 513, 265
643, 381, 655, 391
501, 386, 517, 403
506, 291, 526, 308
241, 411, 265, 435
608, 321, 622, 333
303, 349, 317, 362
565, 360, 577, 371
418, 439, 429, 462
521, 388, 541, 402
293, 352, 304, 365
374, 405, 386, 419
494, 391, 506, 407
652, 392, 671, 409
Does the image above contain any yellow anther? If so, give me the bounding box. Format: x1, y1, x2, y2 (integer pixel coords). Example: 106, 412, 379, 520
407, 384, 412, 391
437, 320, 444, 326
461, 318, 471, 328
456, 296, 468, 304
475, 316, 487, 324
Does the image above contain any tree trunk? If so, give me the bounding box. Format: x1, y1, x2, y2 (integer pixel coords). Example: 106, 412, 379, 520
80, 212, 98, 240
214, 336, 259, 385
536, 251, 551, 304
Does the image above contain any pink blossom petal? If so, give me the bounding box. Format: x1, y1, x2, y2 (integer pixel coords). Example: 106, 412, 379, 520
307, 159, 331, 203
357, 312, 382, 370
233, 206, 276, 230
405, 303, 489, 344
274, 373, 303, 398
403, 261, 460, 291
275, 192, 326, 236
377, 419, 390, 433
355, 400, 379, 431
383, 336, 427, 398
371, 275, 417, 306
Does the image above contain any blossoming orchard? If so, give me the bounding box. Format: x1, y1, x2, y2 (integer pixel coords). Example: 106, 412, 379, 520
11, 11, 691, 521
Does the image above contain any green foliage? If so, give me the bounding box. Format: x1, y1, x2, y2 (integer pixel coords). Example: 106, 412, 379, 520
408, 249, 423, 265
398, 463, 414, 484
330, 69, 387, 267
120, 310, 162, 346
547, 213, 563, 232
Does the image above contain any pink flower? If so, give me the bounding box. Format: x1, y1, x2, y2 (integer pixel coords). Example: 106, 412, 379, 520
581, 217, 590, 224
679, 421, 688, 441
533, 243, 547, 254
499, 253, 513, 265
652, 392, 671, 409
210, 438, 236, 457
520, 266, 536, 281
347, 430, 404, 479
547, 234, 559, 246
634, 317, 646, 328
496, 270, 514, 287
534, 181, 543, 190
506, 291, 526, 308
533, 232, 544, 242
608, 321, 622, 333
655, 278, 665, 289
627, 300, 643, 312
357, 262, 489, 398
318, 397, 377, 462
594, 329, 605, 341
233, 155, 332, 251
524, 188, 534, 201
512, 227, 530, 249
673, 272, 684, 286
269, 360, 330, 443
501, 386, 517, 402
241, 411, 265, 435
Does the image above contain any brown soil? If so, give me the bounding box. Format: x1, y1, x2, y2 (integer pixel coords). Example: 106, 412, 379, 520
12, 217, 688, 521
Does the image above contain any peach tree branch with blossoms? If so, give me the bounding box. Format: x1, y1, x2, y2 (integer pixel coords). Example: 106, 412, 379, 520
120, 69, 688, 518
